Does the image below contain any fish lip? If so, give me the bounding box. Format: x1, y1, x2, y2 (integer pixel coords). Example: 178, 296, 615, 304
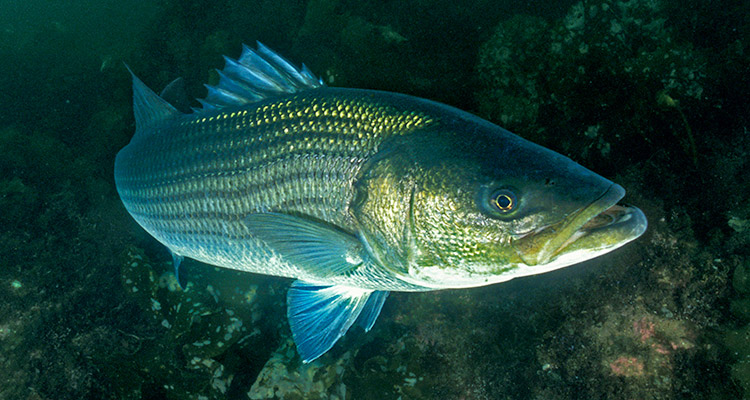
512, 183, 630, 265
553, 201, 647, 258
545, 183, 627, 260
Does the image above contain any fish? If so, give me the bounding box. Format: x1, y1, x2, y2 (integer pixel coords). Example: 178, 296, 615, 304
114, 43, 647, 363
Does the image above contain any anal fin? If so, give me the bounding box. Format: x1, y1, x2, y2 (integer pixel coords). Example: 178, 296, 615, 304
170, 251, 186, 290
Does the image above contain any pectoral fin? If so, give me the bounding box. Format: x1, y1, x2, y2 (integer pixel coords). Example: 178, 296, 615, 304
244, 213, 366, 277
287, 280, 389, 363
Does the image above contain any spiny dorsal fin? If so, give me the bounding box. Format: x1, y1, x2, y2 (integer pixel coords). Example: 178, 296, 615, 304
196, 42, 324, 112
126, 64, 181, 133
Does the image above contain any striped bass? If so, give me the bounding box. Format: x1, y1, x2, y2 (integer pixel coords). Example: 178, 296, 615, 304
115, 43, 647, 362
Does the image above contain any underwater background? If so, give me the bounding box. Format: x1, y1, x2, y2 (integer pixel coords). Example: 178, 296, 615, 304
1, 0, 748, 398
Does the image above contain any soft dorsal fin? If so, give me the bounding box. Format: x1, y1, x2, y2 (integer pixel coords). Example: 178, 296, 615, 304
125, 65, 181, 132
159, 77, 192, 113
197, 42, 324, 112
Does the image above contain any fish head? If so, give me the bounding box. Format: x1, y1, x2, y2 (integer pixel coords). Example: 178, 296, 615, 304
353, 119, 647, 289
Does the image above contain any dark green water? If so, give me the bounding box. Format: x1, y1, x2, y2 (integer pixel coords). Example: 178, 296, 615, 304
1, 0, 748, 398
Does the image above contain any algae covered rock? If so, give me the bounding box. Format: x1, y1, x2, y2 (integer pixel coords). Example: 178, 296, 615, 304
248, 338, 350, 400
110, 247, 282, 399
475, 15, 550, 129
477, 0, 706, 169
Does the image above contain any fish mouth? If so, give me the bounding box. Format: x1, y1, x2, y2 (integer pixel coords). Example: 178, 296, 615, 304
512, 184, 647, 266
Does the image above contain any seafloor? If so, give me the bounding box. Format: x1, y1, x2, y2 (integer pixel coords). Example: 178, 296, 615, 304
1, 0, 748, 399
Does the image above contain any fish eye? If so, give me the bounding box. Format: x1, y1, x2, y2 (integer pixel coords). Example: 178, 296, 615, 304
490, 189, 517, 213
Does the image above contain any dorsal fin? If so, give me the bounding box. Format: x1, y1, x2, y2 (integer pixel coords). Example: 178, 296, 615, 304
196, 42, 324, 112
159, 77, 192, 113
125, 64, 181, 132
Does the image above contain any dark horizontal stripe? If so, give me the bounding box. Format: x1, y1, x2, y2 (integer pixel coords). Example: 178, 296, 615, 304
124, 192, 346, 226
120, 137, 374, 188
120, 164, 352, 217
119, 96, 432, 185
118, 153, 358, 209
129, 196, 342, 224
129, 197, 348, 241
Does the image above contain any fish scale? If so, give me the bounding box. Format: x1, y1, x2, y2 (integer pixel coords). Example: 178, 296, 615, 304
115, 88, 432, 279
